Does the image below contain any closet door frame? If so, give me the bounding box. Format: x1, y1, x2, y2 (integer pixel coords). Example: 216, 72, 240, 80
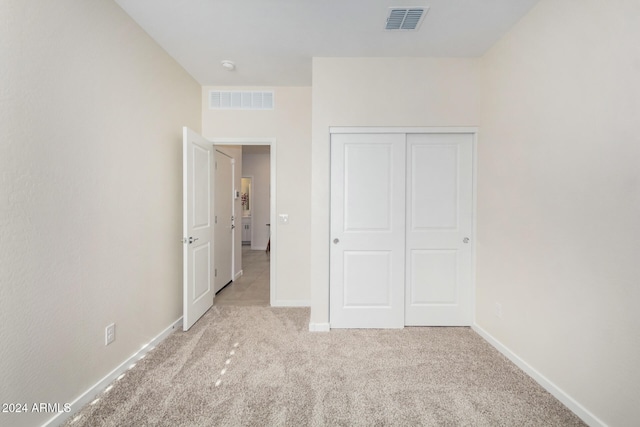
329, 127, 478, 327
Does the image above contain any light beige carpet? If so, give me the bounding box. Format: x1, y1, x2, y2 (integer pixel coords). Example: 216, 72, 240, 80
65, 307, 585, 426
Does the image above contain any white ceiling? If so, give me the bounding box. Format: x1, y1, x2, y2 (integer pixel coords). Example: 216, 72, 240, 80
115, 0, 540, 86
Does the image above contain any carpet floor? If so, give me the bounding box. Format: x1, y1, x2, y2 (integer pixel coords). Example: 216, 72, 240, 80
64, 307, 585, 426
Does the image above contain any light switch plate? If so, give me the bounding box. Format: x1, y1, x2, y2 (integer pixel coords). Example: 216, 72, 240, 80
278, 214, 289, 224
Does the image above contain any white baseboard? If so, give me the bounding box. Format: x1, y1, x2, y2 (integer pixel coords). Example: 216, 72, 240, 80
272, 299, 310, 307
308, 322, 330, 332
472, 324, 606, 427
234, 270, 243, 281
43, 317, 183, 427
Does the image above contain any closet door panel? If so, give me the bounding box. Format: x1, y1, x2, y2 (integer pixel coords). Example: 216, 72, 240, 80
330, 133, 406, 328
405, 133, 473, 326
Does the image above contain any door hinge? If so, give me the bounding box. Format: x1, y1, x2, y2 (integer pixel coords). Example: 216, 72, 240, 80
215, 269, 217, 277
215, 215, 218, 224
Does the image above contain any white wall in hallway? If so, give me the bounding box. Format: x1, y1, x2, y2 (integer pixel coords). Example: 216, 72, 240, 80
242, 151, 271, 250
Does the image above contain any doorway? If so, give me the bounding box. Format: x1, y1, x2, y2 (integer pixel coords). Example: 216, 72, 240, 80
212, 138, 276, 306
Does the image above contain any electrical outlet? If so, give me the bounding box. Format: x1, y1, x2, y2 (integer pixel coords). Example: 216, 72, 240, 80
495, 302, 503, 319
105, 323, 115, 346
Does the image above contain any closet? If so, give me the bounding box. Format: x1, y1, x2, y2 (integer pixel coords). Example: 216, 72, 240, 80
329, 129, 475, 328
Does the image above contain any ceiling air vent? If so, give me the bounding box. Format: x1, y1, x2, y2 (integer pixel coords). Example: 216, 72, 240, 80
209, 90, 274, 110
385, 7, 428, 31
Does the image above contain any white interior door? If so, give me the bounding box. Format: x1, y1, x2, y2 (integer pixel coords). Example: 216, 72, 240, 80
405, 133, 473, 326
183, 127, 214, 331
214, 150, 234, 293
330, 133, 406, 328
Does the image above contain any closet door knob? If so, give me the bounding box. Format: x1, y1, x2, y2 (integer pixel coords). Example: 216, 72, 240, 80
333, 238, 340, 244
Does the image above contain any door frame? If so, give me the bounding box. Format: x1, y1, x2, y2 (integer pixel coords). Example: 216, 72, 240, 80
212, 137, 277, 307
328, 127, 478, 326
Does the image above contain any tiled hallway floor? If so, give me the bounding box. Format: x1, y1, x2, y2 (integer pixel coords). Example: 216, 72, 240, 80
214, 246, 270, 306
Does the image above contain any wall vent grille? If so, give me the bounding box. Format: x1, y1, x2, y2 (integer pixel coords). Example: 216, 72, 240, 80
209, 90, 274, 110
385, 7, 428, 31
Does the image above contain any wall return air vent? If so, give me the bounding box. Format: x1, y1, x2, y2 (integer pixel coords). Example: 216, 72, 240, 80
385, 7, 429, 31
209, 90, 274, 110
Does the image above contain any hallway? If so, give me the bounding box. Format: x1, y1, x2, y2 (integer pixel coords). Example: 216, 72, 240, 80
214, 246, 270, 306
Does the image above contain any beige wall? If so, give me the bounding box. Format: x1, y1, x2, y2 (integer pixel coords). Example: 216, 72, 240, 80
477, 0, 640, 425
0, 1, 201, 426
202, 87, 312, 304
310, 58, 481, 325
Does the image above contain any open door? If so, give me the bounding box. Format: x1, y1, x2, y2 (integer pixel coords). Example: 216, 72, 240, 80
183, 127, 215, 331
214, 150, 234, 293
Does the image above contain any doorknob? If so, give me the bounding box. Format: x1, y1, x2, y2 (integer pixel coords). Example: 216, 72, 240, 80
333, 238, 340, 244
463, 237, 470, 244
188, 237, 199, 244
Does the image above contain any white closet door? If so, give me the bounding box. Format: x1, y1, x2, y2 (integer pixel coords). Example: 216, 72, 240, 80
405, 133, 473, 326
330, 133, 406, 328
